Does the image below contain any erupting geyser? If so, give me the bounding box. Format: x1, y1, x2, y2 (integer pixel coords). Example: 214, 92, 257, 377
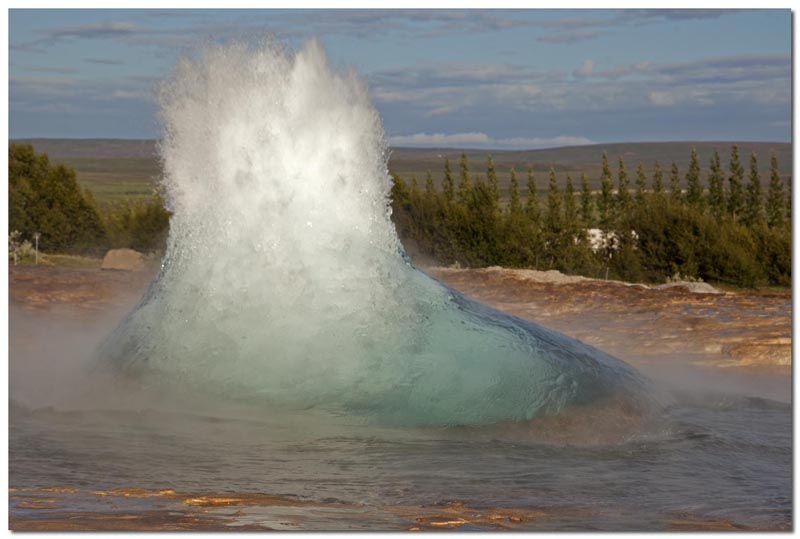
103, 38, 652, 426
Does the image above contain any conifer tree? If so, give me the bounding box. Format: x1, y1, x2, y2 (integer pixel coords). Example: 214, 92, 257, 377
458, 153, 471, 205
508, 167, 521, 215
669, 162, 681, 203
442, 158, 454, 203
563, 174, 578, 236
766, 152, 785, 228
546, 166, 562, 236
635, 162, 647, 206
526, 165, 540, 225
486, 155, 499, 209
598, 152, 615, 230
707, 150, 724, 217
727, 145, 745, 221
580, 172, 592, 226
685, 147, 703, 208
744, 152, 763, 226
652, 160, 664, 195
616, 156, 631, 216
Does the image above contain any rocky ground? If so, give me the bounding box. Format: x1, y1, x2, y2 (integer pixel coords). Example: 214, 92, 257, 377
9, 262, 790, 373
9, 264, 157, 317
425, 266, 791, 373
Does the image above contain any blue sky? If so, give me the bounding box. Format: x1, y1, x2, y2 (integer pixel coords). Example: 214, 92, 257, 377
8, 9, 792, 149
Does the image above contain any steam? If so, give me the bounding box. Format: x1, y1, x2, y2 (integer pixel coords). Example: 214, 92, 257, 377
99, 38, 652, 426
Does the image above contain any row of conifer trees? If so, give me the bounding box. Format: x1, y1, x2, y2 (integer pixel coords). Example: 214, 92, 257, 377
390, 146, 791, 288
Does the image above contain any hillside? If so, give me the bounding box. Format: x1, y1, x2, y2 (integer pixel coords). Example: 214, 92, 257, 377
11, 138, 792, 204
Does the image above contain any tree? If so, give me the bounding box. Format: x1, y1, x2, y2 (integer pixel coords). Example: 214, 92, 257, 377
508, 167, 521, 215
458, 153, 471, 205
635, 162, 647, 206
486, 155, 499, 210
728, 145, 745, 221
598, 152, 615, 230
526, 165, 540, 225
616, 156, 631, 217
707, 150, 724, 217
544, 166, 563, 266
9, 143, 107, 253
685, 147, 703, 209
744, 152, 763, 226
669, 162, 681, 203
766, 152, 785, 228
425, 170, 435, 195
546, 166, 561, 234
563, 174, 578, 235
652, 160, 664, 195
442, 158, 454, 203
580, 173, 593, 226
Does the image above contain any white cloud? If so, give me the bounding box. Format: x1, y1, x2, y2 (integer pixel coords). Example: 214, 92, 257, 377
388, 132, 594, 149
649, 89, 714, 107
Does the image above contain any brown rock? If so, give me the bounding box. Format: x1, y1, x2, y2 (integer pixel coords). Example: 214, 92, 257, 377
101, 249, 147, 272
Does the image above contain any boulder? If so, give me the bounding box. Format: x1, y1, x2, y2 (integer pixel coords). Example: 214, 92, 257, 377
101, 248, 147, 272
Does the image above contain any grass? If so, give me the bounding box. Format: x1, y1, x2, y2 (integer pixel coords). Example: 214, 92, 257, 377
11, 138, 792, 206
40, 253, 104, 269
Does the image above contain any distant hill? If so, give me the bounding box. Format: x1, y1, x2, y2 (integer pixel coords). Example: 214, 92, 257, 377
11, 138, 792, 203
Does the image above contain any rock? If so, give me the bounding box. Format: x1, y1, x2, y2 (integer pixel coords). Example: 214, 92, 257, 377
655, 281, 723, 294
101, 249, 147, 272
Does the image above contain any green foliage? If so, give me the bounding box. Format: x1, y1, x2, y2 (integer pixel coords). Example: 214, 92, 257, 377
652, 160, 664, 195
508, 167, 521, 215
442, 158, 454, 203
766, 152, 785, 228
728, 145, 745, 221
9, 143, 172, 257
685, 147, 703, 209
707, 150, 725, 218
635, 162, 647, 207
425, 170, 435, 195
744, 152, 763, 227
486, 155, 499, 210
9, 143, 107, 254
389, 146, 791, 289
457, 153, 471, 206
102, 194, 172, 252
669, 162, 681, 203
580, 173, 593, 226
525, 166, 541, 225
598, 153, 615, 230
616, 157, 631, 216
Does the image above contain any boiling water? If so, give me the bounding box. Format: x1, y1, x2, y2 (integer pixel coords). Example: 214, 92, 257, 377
98, 38, 653, 426
8, 39, 792, 530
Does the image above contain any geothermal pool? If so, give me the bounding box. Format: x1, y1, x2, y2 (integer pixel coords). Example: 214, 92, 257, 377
8, 386, 792, 530
8, 39, 792, 530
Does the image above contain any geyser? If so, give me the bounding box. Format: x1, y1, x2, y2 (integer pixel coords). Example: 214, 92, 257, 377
102, 38, 652, 426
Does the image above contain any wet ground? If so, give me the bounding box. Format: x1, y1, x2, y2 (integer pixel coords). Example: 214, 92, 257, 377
427, 266, 791, 371
8, 263, 793, 531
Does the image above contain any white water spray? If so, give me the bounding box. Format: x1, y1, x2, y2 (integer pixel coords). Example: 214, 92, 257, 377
103, 39, 651, 426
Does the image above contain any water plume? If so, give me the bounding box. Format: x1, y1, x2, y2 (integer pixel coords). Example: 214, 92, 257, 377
101, 38, 653, 426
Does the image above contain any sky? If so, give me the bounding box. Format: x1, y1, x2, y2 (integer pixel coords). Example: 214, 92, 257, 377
8, 9, 792, 149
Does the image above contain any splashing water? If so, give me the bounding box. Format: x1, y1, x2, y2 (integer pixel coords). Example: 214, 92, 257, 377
101, 38, 652, 426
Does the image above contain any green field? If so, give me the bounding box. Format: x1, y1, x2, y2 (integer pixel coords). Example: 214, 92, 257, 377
12, 138, 792, 205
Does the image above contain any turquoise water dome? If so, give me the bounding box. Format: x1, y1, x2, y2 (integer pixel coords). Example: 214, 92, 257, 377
101, 38, 652, 427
